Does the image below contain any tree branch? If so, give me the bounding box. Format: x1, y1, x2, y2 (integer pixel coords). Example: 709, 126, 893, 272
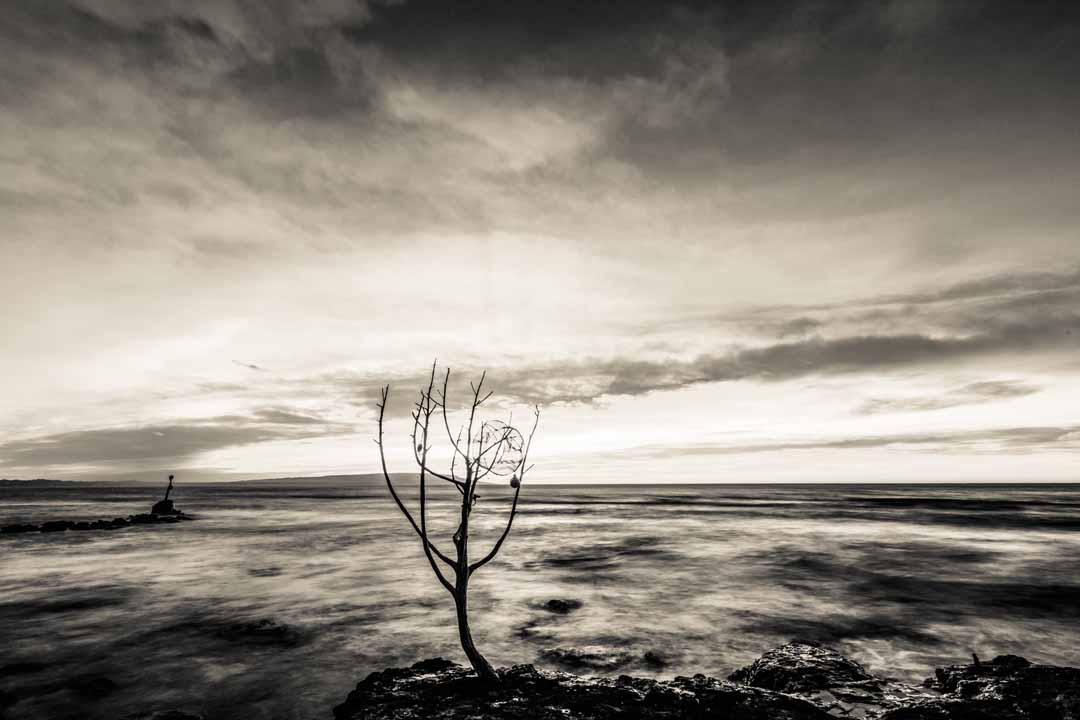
469, 406, 540, 574
376, 385, 456, 570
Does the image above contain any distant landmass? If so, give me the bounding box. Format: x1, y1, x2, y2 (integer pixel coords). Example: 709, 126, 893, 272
0, 478, 71, 486
0, 474, 408, 487
229, 473, 394, 487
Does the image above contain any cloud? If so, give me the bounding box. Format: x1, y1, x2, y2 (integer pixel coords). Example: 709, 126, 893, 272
623, 425, 1080, 460
858, 380, 1040, 415
0, 409, 353, 467
320, 268, 1080, 411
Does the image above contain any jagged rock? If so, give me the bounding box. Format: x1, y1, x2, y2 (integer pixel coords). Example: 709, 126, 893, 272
543, 599, 584, 614
882, 654, 1080, 719
333, 657, 832, 720
335, 647, 1080, 720
730, 641, 938, 718
731, 641, 875, 691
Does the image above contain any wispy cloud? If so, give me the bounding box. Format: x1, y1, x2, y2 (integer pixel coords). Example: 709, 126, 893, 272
858, 380, 1040, 415
622, 425, 1080, 460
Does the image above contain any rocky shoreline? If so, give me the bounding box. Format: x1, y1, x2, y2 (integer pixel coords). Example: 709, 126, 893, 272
1, 512, 192, 535
333, 641, 1080, 720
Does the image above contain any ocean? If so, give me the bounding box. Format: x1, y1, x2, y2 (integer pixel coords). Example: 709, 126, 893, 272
2, 481, 1079, 719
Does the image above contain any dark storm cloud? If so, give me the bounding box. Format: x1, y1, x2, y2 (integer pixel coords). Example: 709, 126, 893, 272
0, 409, 353, 466
8, 0, 1077, 242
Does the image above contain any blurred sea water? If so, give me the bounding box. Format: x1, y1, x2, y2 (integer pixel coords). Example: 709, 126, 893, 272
2, 480, 1079, 719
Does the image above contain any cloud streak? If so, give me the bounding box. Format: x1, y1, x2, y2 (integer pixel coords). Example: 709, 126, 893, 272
339, 271, 1080, 408
0, 408, 353, 467
622, 425, 1080, 460
858, 380, 1040, 415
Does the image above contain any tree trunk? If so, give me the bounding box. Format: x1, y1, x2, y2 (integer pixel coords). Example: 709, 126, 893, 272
454, 477, 498, 684
454, 583, 498, 683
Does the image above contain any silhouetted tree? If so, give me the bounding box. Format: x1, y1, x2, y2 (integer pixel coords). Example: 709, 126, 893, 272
376, 361, 539, 683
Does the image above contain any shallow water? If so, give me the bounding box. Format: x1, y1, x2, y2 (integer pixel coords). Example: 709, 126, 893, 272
2, 481, 1079, 719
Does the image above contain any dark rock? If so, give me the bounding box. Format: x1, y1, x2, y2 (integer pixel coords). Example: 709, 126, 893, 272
40, 520, 74, 533
730, 641, 874, 691
730, 641, 938, 718
333, 657, 832, 720
130, 513, 184, 525
885, 653, 1080, 719
642, 651, 668, 669
543, 599, 584, 615
540, 647, 636, 672
1, 513, 186, 538
514, 619, 553, 640
335, 647, 1080, 720
1, 523, 39, 534
121, 711, 205, 720
151, 498, 179, 516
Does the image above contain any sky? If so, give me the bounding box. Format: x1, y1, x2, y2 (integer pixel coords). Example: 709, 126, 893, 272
2, 0, 1080, 483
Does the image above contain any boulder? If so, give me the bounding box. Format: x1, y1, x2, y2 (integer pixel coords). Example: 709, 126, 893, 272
730, 641, 938, 718
730, 641, 875, 691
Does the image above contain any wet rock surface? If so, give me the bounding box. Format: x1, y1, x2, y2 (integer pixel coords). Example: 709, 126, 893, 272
336, 643, 1080, 720
730, 641, 939, 717
333, 657, 832, 720
882, 653, 1080, 719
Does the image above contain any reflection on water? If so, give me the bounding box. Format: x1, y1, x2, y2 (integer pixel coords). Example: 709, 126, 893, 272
2, 482, 1079, 719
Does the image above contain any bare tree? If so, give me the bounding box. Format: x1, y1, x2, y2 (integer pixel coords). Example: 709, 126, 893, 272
375, 361, 539, 683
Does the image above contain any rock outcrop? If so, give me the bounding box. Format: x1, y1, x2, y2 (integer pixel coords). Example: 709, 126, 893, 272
334, 643, 1080, 720
884, 653, 1080, 719
333, 657, 832, 720
730, 641, 939, 717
